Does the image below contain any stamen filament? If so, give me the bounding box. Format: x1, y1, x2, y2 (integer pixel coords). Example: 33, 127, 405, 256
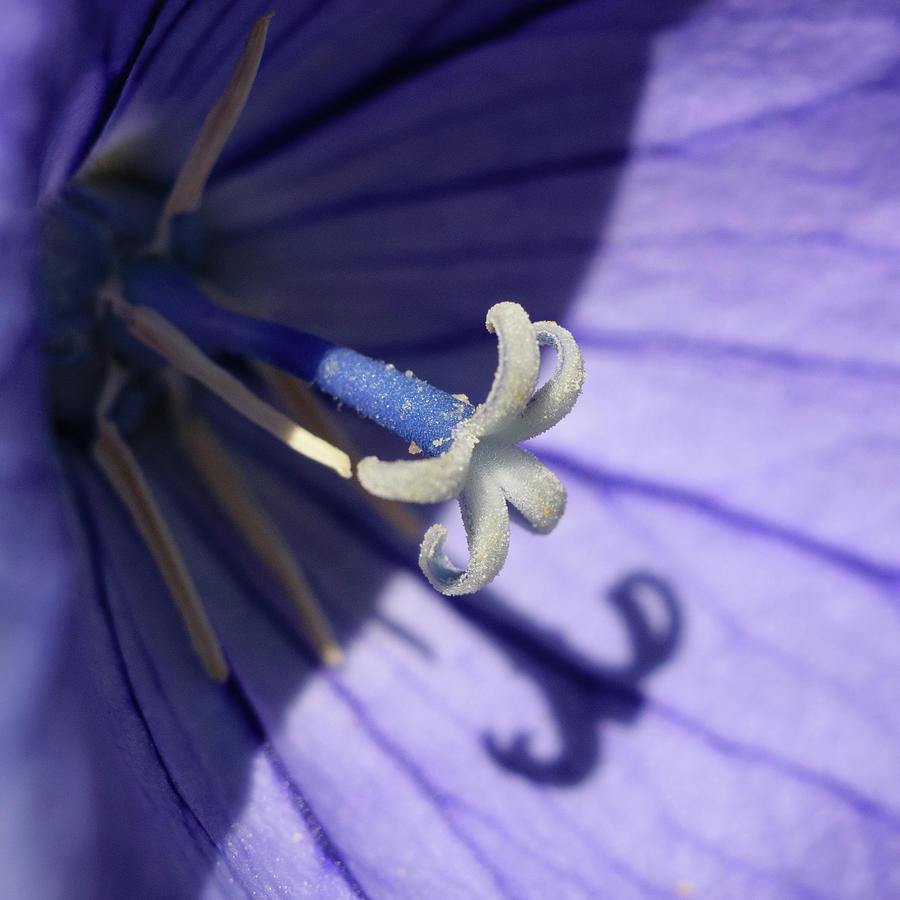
176, 408, 343, 666
152, 14, 272, 252
93, 417, 229, 682
102, 280, 352, 479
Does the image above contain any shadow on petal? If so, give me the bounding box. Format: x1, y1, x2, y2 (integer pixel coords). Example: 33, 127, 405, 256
447, 572, 682, 787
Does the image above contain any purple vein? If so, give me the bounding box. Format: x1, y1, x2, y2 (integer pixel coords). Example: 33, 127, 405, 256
542, 453, 900, 588
651, 699, 900, 833
69, 460, 256, 898
572, 327, 900, 384
324, 673, 522, 900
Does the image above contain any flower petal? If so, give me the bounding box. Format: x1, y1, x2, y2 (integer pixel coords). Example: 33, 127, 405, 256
195, 2, 658, 351
0, 3, 103, 897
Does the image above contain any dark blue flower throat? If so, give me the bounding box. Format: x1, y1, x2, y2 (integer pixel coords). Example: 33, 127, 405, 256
41, 179, 473, 454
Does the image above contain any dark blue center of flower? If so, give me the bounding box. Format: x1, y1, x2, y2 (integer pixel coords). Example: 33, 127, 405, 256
40, 180, 166, 443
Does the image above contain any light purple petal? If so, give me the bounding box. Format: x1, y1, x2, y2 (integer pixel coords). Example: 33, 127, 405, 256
0, 3, 95, 897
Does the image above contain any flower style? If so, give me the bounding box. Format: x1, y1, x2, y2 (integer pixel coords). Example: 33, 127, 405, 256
4, 1, 900, 899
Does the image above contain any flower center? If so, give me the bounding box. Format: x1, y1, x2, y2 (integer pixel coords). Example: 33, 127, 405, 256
40, 179, 161, 443
40, 15, 586, 681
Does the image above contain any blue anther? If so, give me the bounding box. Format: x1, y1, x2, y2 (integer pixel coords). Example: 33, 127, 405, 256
121, 261, 474, 453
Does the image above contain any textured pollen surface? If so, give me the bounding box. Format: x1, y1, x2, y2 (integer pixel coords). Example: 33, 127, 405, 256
315, 347, 474, 451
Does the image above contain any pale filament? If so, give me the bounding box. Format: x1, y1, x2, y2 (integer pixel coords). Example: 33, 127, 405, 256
152, 14, 272, 252
258, 362, 422, 541
92, 415, 230, 682
100, 280, 352, 479
176, 408, 343, 666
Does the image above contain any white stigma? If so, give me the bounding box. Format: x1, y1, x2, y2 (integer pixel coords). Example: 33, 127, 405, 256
357, 302, 585, 596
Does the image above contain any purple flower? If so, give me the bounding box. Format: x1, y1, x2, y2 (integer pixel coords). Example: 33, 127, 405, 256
4, 1, 900, 898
